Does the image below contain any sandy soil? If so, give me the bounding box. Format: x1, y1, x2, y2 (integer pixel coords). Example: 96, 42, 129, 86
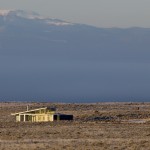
0, 102, 150, 150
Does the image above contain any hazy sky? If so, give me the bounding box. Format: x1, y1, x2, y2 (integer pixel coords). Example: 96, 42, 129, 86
0, 0, 150, 28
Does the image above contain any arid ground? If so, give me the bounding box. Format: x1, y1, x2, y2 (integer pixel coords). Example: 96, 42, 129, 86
0, 102, 150, 150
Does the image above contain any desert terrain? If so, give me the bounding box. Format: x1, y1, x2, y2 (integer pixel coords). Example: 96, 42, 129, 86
0, 102, 150, 150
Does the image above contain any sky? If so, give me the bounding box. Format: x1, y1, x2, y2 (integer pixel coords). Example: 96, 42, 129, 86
0, 0, 150, 28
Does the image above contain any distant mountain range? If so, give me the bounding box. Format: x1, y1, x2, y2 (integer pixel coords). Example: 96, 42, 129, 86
0, 9, 150, 102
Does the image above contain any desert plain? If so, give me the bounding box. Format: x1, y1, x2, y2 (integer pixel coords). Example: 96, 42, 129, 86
0, 102, 150, 150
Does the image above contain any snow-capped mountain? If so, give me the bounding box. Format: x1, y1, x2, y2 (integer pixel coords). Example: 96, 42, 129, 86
0, 9, 11, 15
0, 9, 73, 26
0, 9, 150, 102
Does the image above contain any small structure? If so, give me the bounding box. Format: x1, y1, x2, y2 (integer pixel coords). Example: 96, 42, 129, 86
11, 107, 73, 122
54, 113, 73, 121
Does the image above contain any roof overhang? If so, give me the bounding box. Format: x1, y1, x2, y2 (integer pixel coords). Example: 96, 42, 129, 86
11, 107, 47, 115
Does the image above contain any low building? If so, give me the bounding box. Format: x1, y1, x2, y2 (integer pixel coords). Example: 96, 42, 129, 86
11, 107, 73, 122
54, 113, 73, 121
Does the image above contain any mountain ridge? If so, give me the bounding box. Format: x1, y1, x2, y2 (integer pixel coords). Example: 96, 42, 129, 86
0, 9, 150, 102
0, 9, 73, 26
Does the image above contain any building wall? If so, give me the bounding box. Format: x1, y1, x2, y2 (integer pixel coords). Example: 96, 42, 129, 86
16, 114, 54, 122
34, 114, 54, 122
16, 115, 19, 122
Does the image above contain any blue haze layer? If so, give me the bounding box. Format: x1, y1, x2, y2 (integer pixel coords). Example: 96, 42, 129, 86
0, 11, 150, 102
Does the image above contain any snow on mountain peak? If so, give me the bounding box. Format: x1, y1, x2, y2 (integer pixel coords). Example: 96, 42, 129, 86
0, 9, 73, 26
46, 20, 73, 26
0, 9, 42, 19
0, 9, 12, 16
13, 10, 44, 19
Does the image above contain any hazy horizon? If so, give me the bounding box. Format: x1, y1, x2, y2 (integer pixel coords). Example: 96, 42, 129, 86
0, 0, 150, 28
0, 2, 150, 103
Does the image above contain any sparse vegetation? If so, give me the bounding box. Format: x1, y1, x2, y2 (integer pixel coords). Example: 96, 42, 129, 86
0, 102, 150, 150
